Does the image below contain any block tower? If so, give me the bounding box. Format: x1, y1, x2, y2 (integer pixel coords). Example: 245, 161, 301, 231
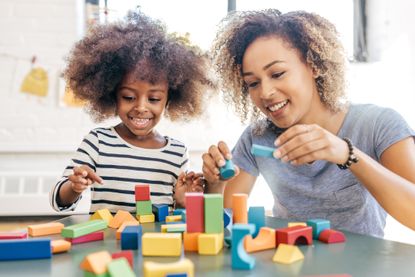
135, 184, 155, 223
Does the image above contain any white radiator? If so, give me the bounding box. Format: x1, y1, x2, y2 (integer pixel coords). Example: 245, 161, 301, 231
0, 171, 90, 216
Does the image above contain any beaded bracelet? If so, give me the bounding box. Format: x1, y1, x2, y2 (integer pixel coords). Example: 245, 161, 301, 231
337, 137, 359, 170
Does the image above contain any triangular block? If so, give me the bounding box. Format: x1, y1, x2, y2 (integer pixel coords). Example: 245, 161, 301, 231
272, 243, 304, 264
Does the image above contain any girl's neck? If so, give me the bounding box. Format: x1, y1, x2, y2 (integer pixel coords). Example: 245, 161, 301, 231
114, 124, 167, 149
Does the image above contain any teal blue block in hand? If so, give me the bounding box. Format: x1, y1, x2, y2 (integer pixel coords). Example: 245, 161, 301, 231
251, 144, 276, 158
220, 159, 236, 179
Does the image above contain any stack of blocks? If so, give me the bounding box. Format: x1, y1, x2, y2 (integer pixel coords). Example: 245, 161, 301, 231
135, 184, 155, 223
184, 192, 224, 255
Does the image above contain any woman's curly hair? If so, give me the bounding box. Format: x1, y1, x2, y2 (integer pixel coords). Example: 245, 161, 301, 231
211, 9, 347, 125
65, 11, 217, 122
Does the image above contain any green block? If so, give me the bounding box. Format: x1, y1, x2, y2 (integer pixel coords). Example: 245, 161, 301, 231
136, 200, 152, 215
204, 194, 224, 233
166, 225, 186, 233
107, 258, 135, 277
84, 270, 109, 277
61, 219, 107, 238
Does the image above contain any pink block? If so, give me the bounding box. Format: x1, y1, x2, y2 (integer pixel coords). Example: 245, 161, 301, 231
0, 231, 27, 240
65, 231, 104, 244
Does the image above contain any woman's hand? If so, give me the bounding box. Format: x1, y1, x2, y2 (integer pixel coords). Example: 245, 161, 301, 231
174, 171, 204, 208
68, 165, 103, 193
273, 124, 350, 165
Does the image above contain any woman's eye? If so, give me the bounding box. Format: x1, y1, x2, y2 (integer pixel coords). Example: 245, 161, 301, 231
247, 81, 259, 89
272, 72, 285, 79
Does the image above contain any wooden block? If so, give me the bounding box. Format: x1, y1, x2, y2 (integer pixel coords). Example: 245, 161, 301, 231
90, 209, 113, 225
136, 200, 152, 215
107, 257, 135, 277
307, 219, 331, 239
275, 225, 313, 247
153, 204, 169, 222
232, 193, 248, 224
65, 231, 104, 244
0, 231, 27, 240
231, 224, 255, 270
173, 209, 186, 222
142, 233, 182, 256
288, 222, 307, 227
111, 250, 134, 268
185, 192, 204, 233
272, 243, 304, 264
0, 238, 51, 260
250, 144, 275, 157
318, 229, 346, 244
204, 194, 223, 233
248, 206, 265, 237
80, 250, 112, 274
220, 159, 235, 179
244, 227, 276, 253
143, 258, 194, 277
28, 222, 64, 237
198, 233, 224, 255
108, 210, 137, 229
135, 184, 150, 201
161, 224, 187, 233
51, 239, 71, 254
138, 213, 155, 223
166, 215, 182, 223
61, 219, 107, 238
116, 221, 140, 240
183, 232, 200, 252
121, 225, 142, 250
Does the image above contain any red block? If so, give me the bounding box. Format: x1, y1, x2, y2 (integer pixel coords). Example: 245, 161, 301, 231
135, 184, 150, 201
275, 225, 313, 247
318, 229, 346, 244
112, 250, 134, 268
185, 192, 204, 233
0, 231, 27, 240
65, 231, 104, 244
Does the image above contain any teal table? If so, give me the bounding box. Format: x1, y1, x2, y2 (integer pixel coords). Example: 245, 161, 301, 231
1, 215, 415, 276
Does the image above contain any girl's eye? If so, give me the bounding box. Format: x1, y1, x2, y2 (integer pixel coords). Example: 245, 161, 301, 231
272, 72, 285, 79
149, 98, 161, 102
122, 96, 135, 101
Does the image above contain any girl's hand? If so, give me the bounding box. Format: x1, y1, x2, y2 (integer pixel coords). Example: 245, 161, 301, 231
68, 165, 103, 194
273, 124, 349, 165
201, 141, 240, 187
174, 171, 205, 207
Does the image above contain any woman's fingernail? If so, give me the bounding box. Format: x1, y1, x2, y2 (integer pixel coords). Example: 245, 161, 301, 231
274, 150, 281, 159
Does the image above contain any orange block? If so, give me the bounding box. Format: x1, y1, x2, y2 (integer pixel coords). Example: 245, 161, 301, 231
80, 251, 112, 274
51, 239, 71, 254
108, 210, 137, 229
28, 222, 64, 237
232, 193, 248, 224
183, 232, 200, 252
244, 227, 276, 253
116, 221, 140, 240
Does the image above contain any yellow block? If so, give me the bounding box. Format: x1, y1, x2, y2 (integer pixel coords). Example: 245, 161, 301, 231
166, 215, 182, 222
109, 210, 137, 228
287, 222, 307, 227
143, 258, 194, 277
142, 233, 182, 256
116, 221, 140, 240
198, 232, 223, 255
28, 222, 64, 237
138, 213, 155, 223
272, 243, 304, 264
80, 251, 112, 274
51, 239, 71, 254
90, 209, 113, 225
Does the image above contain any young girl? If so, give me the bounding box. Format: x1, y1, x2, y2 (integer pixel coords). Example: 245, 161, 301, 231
50, 11, 217, 213
203, 9, 415, 237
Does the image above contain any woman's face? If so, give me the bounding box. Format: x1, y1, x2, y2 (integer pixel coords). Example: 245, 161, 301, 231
242, 36, 322, 129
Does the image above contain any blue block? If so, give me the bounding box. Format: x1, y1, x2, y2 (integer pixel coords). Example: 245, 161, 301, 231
152, 204, 169, 222
220, 159, 235, 179
232, 224, 255, 270
121, 225, 142, 250
307, 219, 330, 239
165, 274, 187, 277
251, 144, 275, 158
0, 238, 51, 260
223, 208, 232, 228
248, 206, 265, 238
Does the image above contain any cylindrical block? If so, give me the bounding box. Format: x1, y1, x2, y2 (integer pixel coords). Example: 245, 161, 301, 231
232, 193, 248, 224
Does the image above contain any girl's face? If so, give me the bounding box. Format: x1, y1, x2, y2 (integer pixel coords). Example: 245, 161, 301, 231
116, 72, 168, 142
242, 36, 323, 129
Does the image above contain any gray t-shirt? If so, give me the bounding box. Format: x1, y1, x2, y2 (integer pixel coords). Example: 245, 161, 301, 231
232, 104, 415, 237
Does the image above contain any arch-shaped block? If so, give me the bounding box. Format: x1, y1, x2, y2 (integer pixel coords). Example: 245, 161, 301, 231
232, 224, 255, 270
275, 225, 313, 247
244, 227, 276, 253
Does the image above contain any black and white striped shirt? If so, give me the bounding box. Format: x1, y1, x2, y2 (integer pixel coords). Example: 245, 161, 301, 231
50, 127, 188, 213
